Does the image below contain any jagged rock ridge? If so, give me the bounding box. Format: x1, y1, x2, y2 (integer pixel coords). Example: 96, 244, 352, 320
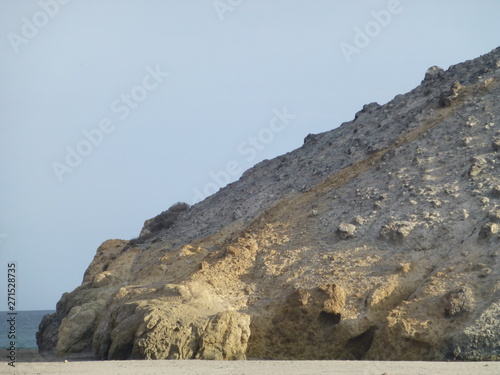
37, 47, 500, 361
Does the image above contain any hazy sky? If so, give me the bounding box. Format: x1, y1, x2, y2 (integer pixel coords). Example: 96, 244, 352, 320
1, 0, 499, 311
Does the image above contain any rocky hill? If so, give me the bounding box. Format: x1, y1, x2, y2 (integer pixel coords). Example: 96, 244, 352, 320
37, 47, 500, 361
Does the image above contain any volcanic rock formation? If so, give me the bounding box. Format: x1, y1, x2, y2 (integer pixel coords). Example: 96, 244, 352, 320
38, 47, 500, 361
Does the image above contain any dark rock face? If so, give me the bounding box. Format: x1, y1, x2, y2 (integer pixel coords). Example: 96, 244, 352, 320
138, 202, 189, 238
38, 47, 500, 361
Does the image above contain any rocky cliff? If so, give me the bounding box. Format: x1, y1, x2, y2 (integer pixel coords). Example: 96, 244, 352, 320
38, 47, 500, 361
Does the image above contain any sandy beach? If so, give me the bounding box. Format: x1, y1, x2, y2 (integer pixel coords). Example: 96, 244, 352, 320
6, 360, 500, 375
2, 351, 499, 375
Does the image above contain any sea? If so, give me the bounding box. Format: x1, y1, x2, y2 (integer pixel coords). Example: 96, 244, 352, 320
0, 310, 55, 349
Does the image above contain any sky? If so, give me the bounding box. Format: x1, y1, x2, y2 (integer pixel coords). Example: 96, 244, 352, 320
0, 0, 499, 311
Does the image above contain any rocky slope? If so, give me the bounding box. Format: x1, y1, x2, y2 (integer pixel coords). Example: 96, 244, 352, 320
38, 47, 500, 361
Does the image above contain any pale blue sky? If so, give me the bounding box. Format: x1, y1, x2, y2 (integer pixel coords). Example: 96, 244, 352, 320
0, 0, 499, 310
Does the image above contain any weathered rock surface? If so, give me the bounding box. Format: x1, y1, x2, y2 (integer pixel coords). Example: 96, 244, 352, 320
38, 47, 500, 361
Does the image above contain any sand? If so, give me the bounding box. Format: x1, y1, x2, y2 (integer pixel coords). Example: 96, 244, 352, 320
2, 351, 499, 375
6, 360, 500, 375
